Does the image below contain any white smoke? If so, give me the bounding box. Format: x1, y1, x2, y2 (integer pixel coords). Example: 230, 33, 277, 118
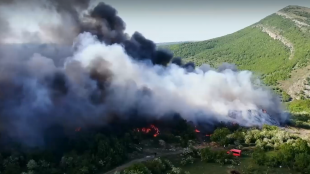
67, 32, 287, 127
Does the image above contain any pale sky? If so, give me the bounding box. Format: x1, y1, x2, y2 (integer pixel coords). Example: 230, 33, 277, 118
101, 0, 310, 43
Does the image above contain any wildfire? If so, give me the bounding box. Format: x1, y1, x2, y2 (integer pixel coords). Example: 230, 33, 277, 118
194, 126, 201, 133
206, 134, 212, 137
134, 124, 160, 137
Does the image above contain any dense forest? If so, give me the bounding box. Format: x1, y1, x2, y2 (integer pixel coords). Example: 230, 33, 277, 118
0, 118, 198, 174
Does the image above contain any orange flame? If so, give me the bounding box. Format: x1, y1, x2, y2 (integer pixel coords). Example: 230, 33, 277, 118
150, 124, 159, 137
134, 124, 159, 137
206, 134, 212, 137
195, 129, 200, 133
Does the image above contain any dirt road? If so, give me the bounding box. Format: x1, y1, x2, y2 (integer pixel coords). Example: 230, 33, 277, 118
104, 150, 182, 174
104, 145, 209, 174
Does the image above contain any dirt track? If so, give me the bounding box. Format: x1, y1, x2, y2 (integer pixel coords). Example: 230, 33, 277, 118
104, 150, 182, 174
104, 145, 210, 174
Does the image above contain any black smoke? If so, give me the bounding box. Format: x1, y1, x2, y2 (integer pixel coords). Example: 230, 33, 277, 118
0, 0, 286, 148
171, 57, 196, 72
82, 2, 174, 66
0, 0, 187, 147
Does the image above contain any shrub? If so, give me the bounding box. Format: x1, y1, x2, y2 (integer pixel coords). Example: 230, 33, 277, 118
227, 129, 245, 144
144, 158, 168, 174
288, 99, 310, 113
294, 153, 310, 173
122, 158, 190, 174
294, 139, 310, 154
180, 156, 194, 166
265, 152, 281, 167
252, 139, 310, 173
200, 148, 215, 163
262, 125, 278, 131
252, 148, 266, 165
122, 163, 151, 174
279, 143, 295, 166
200, 148, 234, 165
214, 150, 233, 166
211, 128, 231, 145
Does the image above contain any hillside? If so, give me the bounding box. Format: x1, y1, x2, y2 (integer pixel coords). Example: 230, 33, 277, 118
156, 41, 191, 46
162, 5, 310, 102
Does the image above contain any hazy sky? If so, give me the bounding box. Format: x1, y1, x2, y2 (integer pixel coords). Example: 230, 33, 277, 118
101, 0, 310, 43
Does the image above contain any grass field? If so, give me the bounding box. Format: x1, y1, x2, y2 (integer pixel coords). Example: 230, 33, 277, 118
164, 154, 299, 174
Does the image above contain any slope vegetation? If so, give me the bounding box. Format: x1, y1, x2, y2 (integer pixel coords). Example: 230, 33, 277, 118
162, 5, 310, 100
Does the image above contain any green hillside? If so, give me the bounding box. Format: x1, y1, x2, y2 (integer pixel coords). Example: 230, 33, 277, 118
162, 5, 310, 103
156, 41, 191, 46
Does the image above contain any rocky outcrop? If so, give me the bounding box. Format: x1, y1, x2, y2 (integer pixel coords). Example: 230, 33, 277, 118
255, 24, 294, 60
280, 64, 310, 100
276, 12, 310, 28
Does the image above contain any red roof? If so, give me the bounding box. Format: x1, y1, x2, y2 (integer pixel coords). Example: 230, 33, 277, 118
230, 149, 242, 153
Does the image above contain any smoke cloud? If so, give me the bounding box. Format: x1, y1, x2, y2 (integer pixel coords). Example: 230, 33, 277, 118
0, 0, 288, 146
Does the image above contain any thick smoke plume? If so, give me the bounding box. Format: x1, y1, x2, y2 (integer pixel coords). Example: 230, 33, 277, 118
0, 0, 287, 146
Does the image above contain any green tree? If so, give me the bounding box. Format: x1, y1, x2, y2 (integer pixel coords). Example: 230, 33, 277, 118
265, 152, 281, 167
200, 148, 215, 163
294, 153, 310, 173
252, 148, 267, 165
211, 128, 231, 145
144, 158, 172, 174
294, 139, 310, 154
122, 163, 151, 174
279, 143, 295, 166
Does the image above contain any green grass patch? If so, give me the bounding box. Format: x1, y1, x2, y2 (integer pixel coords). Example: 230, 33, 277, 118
164, 154, 299, 174
288, 100, 310, 113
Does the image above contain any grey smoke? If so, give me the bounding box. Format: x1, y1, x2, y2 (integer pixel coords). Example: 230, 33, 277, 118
199, 64, 212, 73
0, 0, 288, 147
0, 0, 127, 44
218, 62, 238, 72
0, 17, 9, 38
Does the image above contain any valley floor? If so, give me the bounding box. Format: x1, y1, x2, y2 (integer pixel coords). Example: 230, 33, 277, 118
167, 155, 299, 174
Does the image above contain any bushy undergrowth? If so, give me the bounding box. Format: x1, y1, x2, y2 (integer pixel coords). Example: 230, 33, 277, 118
121, 158, 190, 174
288, 100, 310, 113
244, 125, 299, 150
252, 140, 310, 173
200, 148, 239, 166
289, 113, 310, 129
211, 125, 303, 150
210, 124, 310, 173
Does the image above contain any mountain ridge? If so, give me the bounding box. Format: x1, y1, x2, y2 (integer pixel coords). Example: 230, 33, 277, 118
162, 5, 310, 102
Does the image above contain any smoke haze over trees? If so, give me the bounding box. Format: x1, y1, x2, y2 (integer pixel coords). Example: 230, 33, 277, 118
0, 0, 288, 147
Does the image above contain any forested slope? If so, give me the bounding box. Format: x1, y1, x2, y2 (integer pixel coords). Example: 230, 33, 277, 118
162, 5, 310, 101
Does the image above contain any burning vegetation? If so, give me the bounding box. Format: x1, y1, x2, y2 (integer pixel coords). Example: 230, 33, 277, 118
0, 1, 291, 173
0, 0, 288, 149
134, 124, 160, 137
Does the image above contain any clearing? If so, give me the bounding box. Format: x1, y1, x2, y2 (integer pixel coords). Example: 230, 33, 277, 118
104, 144, 210, 174
166, 154, 299, 174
